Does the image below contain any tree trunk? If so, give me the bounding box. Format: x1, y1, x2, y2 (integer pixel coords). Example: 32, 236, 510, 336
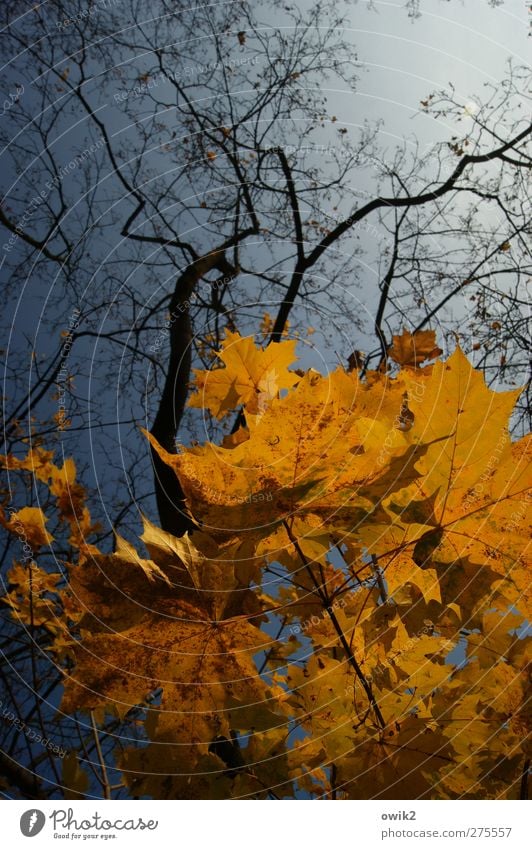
150, 251, 237, 536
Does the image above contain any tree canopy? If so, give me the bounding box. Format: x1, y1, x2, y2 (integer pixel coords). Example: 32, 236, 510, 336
0, 0, 530, 801
1, 329, 530, 798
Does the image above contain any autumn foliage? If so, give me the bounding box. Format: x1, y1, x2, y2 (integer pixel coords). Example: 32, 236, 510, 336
1, 330, 530, 799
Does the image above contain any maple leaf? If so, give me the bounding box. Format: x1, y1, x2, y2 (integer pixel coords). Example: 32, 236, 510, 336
58, 541, 284, 801
386, 349, 530, 581
60, 523, 282, 727
2, 506, 53, 549
338, 715, 454, 800
259, 311, 273, 340
388, 329, 443, 368
1, 446, 55, 481
188, 330, 299, 419
48, 457, 98, 544
140, 514, 202, 588
153, 364, 425, 549
347, 350, 364, 372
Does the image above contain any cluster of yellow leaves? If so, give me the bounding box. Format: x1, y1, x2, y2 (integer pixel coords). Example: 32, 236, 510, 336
1, 449, 289, 797
1, 330, 530, 800
188, 329, 299, 419
1, 448, 99, 548
148, 329, 530, 798
0, 450, 100, 652
59, 520, 289, 798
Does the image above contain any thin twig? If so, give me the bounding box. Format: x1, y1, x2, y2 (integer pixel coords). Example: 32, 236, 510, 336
90, 711, 111, 800
282, 520, 386, 730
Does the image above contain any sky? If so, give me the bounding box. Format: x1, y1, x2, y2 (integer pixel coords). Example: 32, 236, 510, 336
1, 0, 529, 526
336, 0, 529, 141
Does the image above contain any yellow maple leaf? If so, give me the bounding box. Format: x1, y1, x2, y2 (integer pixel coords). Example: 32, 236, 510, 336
1, 447, 55, 481
4, 506, 53, 548
59, 540, 281, 795
188, 330, 299, 419
386, 349, 530, 580
150, 365, 417, 542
